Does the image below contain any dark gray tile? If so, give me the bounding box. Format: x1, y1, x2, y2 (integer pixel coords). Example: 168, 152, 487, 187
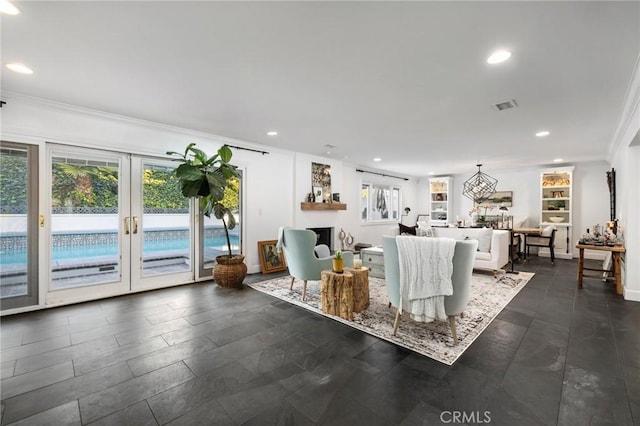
614, 329, 640, 369
164, 399, 234, 426
500, 365, 563, 425
356, 361, 440, 422
1, 360, 16, 380
73, 336, 168, 376
1, 362, 132, 424
85, 401, 157, 426
1, 361, 74, 399
353, 340, 411, 373
242, 400, 315, 426
4, 400, 81, 426
425, 363, 499, 413
216, 382, 289, 425
78, 362, 194, 424
147, 361, 256, 424
14, 335, 118, 375
207, 319, 275, 346
127, 336, 216, 377
184, 316, 317, 376
0, 335, 70, 363
558, 366, 633, 426
399, 401, 455, 426
114, 318, 193, 346
485, 387, 548, 426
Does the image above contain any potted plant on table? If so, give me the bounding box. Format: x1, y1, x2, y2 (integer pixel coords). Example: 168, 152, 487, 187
332, 250, 344, 273
167, 143, 246, 288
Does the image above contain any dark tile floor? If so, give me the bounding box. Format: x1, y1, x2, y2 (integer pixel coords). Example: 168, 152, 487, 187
1, 257, 638, 425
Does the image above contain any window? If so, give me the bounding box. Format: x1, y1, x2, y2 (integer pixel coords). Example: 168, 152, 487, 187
361, 182, 400, 222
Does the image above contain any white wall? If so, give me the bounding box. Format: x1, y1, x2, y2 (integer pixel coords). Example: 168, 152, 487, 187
3, 91, 637, 307
608, 54, 640, 302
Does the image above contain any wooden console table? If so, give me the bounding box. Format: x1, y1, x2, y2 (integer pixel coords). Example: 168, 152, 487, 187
576, 243, 626, 295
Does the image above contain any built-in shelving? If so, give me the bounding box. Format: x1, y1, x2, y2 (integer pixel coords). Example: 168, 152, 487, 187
428, 177, 452, 226
540, 167, 574, 259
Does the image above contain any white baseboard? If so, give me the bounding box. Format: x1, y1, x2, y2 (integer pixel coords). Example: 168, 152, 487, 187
623, 287, 640, 302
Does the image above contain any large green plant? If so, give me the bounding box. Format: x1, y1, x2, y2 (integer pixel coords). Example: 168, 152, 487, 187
167, 143, 240, 258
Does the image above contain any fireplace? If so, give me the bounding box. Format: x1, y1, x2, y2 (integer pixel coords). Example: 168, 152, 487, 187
307, 227, 333, 248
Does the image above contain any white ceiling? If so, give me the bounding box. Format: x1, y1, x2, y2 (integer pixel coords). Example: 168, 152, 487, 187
2, 1, 639, 177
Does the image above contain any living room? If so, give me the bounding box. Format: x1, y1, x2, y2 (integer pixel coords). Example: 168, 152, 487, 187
1, 2, 639, 424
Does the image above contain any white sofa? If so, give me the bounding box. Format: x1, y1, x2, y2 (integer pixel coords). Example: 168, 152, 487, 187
430, 227, 510, 276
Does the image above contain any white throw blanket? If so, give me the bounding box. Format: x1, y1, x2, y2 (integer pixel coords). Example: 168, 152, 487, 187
275, 226, 288, 255
396, 236, 456, 322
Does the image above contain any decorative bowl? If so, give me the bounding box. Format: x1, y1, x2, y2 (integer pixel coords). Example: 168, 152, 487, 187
549, 216, 564, 223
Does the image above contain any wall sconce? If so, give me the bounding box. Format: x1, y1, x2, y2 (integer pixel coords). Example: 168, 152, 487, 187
403, 207, 411, 216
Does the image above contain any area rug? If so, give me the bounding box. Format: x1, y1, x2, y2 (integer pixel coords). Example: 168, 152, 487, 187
247, 271, 534, 365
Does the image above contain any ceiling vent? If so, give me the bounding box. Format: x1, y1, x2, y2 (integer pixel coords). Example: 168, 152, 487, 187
492, 99, 518, 111
324, 144, 336, 149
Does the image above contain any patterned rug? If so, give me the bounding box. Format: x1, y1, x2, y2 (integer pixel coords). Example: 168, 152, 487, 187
247, 271, 534, 365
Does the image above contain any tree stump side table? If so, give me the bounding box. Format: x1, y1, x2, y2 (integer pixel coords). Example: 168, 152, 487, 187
344, 267, 370, 312
320, 270, 354, 320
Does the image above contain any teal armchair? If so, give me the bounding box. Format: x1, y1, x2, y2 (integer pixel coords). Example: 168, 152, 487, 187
381, 236, 477, 345
281, 229, 354, 300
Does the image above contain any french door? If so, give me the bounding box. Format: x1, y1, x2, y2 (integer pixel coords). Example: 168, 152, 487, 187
46, 145, 194, 305
0, 141, 39, 310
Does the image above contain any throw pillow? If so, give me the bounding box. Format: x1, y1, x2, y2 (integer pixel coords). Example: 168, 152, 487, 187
541, 225, 555, 237
399, 223, 417, 235
417, 226, 435, 237
477, 228, 493, 252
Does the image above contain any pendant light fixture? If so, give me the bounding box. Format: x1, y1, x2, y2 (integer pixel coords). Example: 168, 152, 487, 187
462, 164, 498, 204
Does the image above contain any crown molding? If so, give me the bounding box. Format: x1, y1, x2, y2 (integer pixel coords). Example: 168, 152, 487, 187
608, 54, 640, 160
1, 91, 285, 155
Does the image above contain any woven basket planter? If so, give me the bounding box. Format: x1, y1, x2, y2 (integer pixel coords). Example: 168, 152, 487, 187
213, 255, 247, 288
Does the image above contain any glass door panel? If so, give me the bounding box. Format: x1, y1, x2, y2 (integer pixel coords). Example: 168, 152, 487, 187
130, 157, 194, 291
198, 173, 242, 279
47, 145, 129, 301
0, 142, 38, 310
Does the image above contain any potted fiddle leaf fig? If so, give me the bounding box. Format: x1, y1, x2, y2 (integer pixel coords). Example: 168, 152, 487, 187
167, 143, 246, 288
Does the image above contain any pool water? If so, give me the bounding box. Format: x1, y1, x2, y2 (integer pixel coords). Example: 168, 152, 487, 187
0, 235, 239, 266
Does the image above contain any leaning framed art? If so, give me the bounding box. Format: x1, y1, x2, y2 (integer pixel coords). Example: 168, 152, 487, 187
257, 240, 287, 273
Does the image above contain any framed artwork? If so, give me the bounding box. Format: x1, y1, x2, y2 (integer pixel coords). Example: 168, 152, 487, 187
312, 162, 331, 202
485, 191, 513, 206
257, 240, 287, 273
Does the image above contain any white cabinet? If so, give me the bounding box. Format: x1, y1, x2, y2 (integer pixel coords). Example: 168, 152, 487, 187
540, 166, 574, 259
428, 177, 452, 227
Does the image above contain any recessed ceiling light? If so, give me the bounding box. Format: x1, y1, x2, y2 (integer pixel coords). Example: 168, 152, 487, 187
553, 158, 564, 163
373, 158, 381, 162
266, 131, 278, 136
536, 131, 550, 137
487, 49, 512, 64
0, 0, 20, 15
6, 63, 33, 75
428, 172, 435, 175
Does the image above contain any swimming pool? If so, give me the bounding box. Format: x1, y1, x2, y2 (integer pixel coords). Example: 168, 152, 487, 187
0, 234, 240, 266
